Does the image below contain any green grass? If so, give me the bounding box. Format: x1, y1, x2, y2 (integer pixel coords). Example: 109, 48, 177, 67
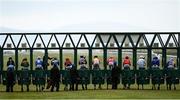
0, 84, 180, 99
1, 90, 180, 99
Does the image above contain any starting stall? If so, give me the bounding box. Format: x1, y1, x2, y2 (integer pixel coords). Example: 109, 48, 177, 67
0, 33, 179, 92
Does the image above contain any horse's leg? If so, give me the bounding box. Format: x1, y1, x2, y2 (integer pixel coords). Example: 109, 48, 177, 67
36, 85, 38, 92
10, 84, 13, 92
94, 84, 96, 90
64, 84, 66, 91
75, 82, 78, 91
51, 83, 55, 92
99, 84, 102, 89
6, 84, 9, 92
39, 84, 42, 91
27, 84, 29, 92
152, 79, 154, 90
142, 84, 144, 90
158, 84, 160, 90
56, 82, 60, 92
42, 84, 44, 91
169, 84, 171, 90
85, 84, 87, 90
174, 84, 176, 90
21, 84, 23, 92
82, 84, 84, 90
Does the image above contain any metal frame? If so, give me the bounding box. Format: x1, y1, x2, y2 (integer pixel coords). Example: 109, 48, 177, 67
0, 32, 179, 71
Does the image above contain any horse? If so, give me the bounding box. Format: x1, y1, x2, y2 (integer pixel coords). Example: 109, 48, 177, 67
166, 68, 177, 90
33, 68, 45, 92
6, 68, 15, 92
18, 69, 30, 92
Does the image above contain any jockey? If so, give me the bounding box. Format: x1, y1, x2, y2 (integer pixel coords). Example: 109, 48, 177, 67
64, 58, 72, 70
79, 55, 87, 69
137, 55, 146, 70
51, 57, 60, 69
35, 56, 43, 70
167, 57, 176, 69
92, 56, 100, 70
7, 57, 15, 71
107, 56, 116, 70
21, 58, 29, 70
151, 56, 160, 69
123, 56, 131, 70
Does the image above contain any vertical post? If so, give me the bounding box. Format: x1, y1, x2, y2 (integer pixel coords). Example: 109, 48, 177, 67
30, 48, 33, 71
118, 48, 122, 70
74, 48, 77, 69
15, 49, 18, 71
178, 34, 180, 68
104, 48, 107, 70
0, 47, 3, 84
0, 47, 3, 71
44, 48, 48, 70
133, 48, 137, 70
147, 48, 152, 69
89, 48, 92, 70
60, 48, 63, 70
177, 48, 179, 69
162, 48, 166, 69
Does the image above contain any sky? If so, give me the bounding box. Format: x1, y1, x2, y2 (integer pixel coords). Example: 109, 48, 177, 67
0, 0, 179, 32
